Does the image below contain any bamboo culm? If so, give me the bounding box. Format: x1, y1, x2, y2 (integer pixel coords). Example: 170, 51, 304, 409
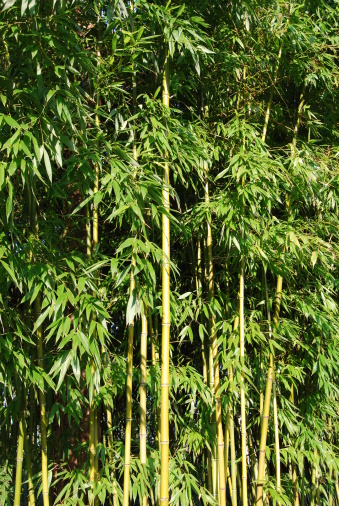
140, 313, 148, 506
160, 53, 170, 506
35, 294, 50, 506
205, 164, 226, 506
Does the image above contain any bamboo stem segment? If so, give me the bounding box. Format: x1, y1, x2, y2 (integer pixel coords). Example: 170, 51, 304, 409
205, 163, 226, 506
239, 255, 248, 506
123, 259, 135, 506
256, 273, 283, 506
35, 294, 49, 506
160, 53, 170, 506
140, 313, 148, 506
14, 405, 25, 506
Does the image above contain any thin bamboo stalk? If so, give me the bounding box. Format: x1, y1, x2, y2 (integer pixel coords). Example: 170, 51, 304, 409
239, 253, 248, 506
310, 451, 317, 506
261, 43, 283, 144
256, 273, 283, 506
35, 294, 49, 506
23, 412, 36, 506
160, 52, 170, 506
300, 458, 305, 506
229, 315, 238, 506
328, 418, 333, 506
290, 386, 299, 506
248, 428, 258, 503
140, 313, 148, 506
106, 406, 119, 506
273, 371, 281, 502
123, 259, 135, 506
224, 408, 236, 506
229, 385, 237, 506
14, 396, 25, 506
205, 164, 226, 506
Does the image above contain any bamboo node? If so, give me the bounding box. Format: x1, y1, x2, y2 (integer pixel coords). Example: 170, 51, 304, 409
17, 458, 23, 462
160, 441, 169, 444
161, 383, 170, 387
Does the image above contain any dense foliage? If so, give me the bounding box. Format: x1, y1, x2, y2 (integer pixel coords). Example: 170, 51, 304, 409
0, 0, 338, 505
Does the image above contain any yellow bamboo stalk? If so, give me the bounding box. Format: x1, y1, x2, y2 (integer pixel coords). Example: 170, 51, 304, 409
140, 313, 148, 506
106, 406, 119, 506
300, 458, 305, 506
256, 273, 283, 506
123, 263, 135, 506
239, 252, 248, 506
229, 315, 238, 506
224, 408, 236, 506
160, 52, 170, 506
23, 409, 36, 506
290, 386, 299, 506
328, 418, 333, 506
35, 294, 49, 506
14, 400, 25, 506
205, 164, 226, 506
310, 456, 317, 506
273, 371, 281, 502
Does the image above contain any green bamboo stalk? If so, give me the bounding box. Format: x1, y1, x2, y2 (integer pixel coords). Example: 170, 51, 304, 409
261, 43, 283, 144
140, 313, 148, 506
160, 52, 170, 506
248, 428, 258, 503
310, 451, 317, 506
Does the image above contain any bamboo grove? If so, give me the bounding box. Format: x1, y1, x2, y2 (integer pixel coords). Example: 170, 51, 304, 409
0, 0, 338, 505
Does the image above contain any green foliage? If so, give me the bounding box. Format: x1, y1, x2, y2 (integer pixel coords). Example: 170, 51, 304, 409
0, 0, 338, 504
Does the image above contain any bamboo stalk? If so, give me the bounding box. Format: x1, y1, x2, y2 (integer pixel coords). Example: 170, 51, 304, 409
160, 52, 170, 506
256, 273, 283, 506
261, 43, 283, 144
123, 259, 135, 506
229, 315, 238, 506
328, 418, 333, 506
140, 313, 148, 506
248, 427, 258, 503
23, 411, 36, 506
290, 386, 299, 506
239, 252, 248, 506
205, 163, 226, 506
14, 396, 25, 506
300, 458, 305, 506
273, 371, 281, 502
310, 452, 317, 506
35, 294, 49, 506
